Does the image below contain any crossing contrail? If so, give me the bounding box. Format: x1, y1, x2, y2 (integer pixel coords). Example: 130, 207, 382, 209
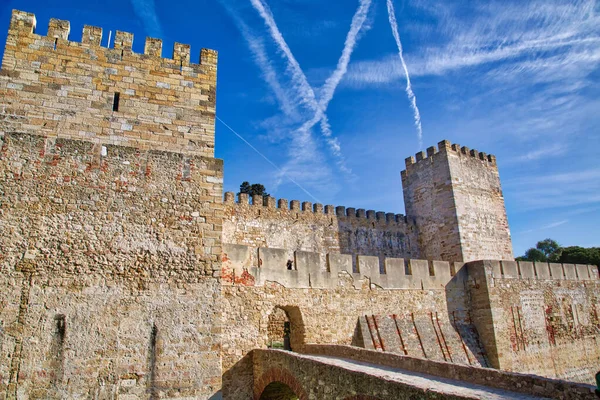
296, 0, 373, 174
249, 0, 371, 175
386, 0, 423, 148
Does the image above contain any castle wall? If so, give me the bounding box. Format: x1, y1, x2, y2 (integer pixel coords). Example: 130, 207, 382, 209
446, 144, 513, 261
221, 243, 485, 398
223, 193, 419, 265
467, 260, 600, 384
0, 133, 224, 398
222, 285, 476, 398
1, 10, 217, 157
402, 141, 513, 262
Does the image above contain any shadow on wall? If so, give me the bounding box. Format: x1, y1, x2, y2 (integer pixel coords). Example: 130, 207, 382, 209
222, 308, 306, 399
444, 266, 490, 367
222, 353, 254, 400
259, 382, 300, 400
269, 305, 306, 352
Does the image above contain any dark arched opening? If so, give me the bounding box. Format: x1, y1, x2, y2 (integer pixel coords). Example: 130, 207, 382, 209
259, 381, 300, 400
268, 307, 291, 350
267, 306, 305, 351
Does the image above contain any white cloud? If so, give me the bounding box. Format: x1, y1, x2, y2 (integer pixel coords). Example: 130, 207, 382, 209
345, 0, 600, 86
223, 0, 374, 190
386, 0, 423, 148
290, 0, 373, 175
519, 219, 569, 234
130, 0, 163, 38
508, 143, 567, 162
506, 169, 600, 210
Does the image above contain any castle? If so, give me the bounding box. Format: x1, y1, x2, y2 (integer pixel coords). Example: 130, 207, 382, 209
0, 10, 598, 400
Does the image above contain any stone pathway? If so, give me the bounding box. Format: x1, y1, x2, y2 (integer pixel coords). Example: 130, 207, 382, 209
303, 354, 550, 399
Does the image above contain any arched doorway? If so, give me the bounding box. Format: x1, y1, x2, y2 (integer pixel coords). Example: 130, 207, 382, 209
254, 367, 307, 400
268, 307, 291, 350
259, 381, 300, 400
266, 306, 305, 352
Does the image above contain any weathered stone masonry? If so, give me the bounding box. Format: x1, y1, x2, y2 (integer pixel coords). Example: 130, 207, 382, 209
1, 10, 217, 156
222, 192, 419, 265
402, 141, 513, 263
0, 10, 223, 399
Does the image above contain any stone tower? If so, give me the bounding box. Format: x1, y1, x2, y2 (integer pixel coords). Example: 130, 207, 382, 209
0, 10, 223, 398
401, 140, 513, 262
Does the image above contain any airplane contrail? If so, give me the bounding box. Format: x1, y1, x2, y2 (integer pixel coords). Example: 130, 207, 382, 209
295, 0, 373, 174
386, 0, 423, 148
249, 0, 371, 175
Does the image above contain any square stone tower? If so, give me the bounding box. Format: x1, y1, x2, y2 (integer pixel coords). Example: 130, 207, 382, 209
401, 140, 513, 262
0, 10, 224, 398
1, 10, 218, 156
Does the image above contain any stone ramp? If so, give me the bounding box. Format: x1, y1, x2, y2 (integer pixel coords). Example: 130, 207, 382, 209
305, 354, 549, 399
251, 346, 596, 399
358, 313, 486, 367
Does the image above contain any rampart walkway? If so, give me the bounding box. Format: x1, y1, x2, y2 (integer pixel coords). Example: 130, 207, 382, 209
251, 346, 596, 400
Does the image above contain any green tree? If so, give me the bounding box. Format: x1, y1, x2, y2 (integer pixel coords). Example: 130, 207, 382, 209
523, 248, 547, 262
535, 238, 562, 261
517, 238, 600, 267
238, 181, 270, 205
558, 246, 600, 266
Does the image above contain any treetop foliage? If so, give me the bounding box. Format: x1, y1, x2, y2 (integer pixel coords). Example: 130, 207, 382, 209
238, 181, 269, 198
517, 238, 599, 266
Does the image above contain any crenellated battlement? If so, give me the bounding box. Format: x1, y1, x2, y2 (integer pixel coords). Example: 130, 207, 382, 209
223, 191, 408, 224
222, 243, 463, 289
488, 260, 599, 281
402, 140, 496, 174
8, 11, 218, 69
0, 10, 218, 157
223, 243, 599, 290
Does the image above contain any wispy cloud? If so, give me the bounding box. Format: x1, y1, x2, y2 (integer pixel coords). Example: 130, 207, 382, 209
506, 168, 600, 210
292, 0, 373, 175
507, 143, 567, 162
248, 0, 319, 110
519, 219, 569, 234
218, 2, 298, 119
130, 0, 163, 38
346, 0, 600, 84
243, 0, 372, 183
386, 0, 423, 148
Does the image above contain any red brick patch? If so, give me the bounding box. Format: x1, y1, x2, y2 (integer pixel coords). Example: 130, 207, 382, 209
253, 367, 308, 400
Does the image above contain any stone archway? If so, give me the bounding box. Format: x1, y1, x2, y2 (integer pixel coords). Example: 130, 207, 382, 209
254, 367, 307, 400
259, 381, 299, 400
267, 306, 305, 352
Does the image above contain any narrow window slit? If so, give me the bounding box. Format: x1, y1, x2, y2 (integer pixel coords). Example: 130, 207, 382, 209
53, 38, 58, 50
182, 157, 191, 180
180, 61, 183, 72
113, 92, 120, 112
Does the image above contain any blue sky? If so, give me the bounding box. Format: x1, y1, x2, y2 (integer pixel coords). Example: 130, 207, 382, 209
1, 0, 599, 256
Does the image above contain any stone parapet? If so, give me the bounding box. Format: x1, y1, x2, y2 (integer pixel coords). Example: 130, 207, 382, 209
0, 10, 217, 157
222, 243, 466, 290
487, 260, 599, 281
402, 139, 496, 174
301, 345, 596, 399
223, 192, 408, 223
